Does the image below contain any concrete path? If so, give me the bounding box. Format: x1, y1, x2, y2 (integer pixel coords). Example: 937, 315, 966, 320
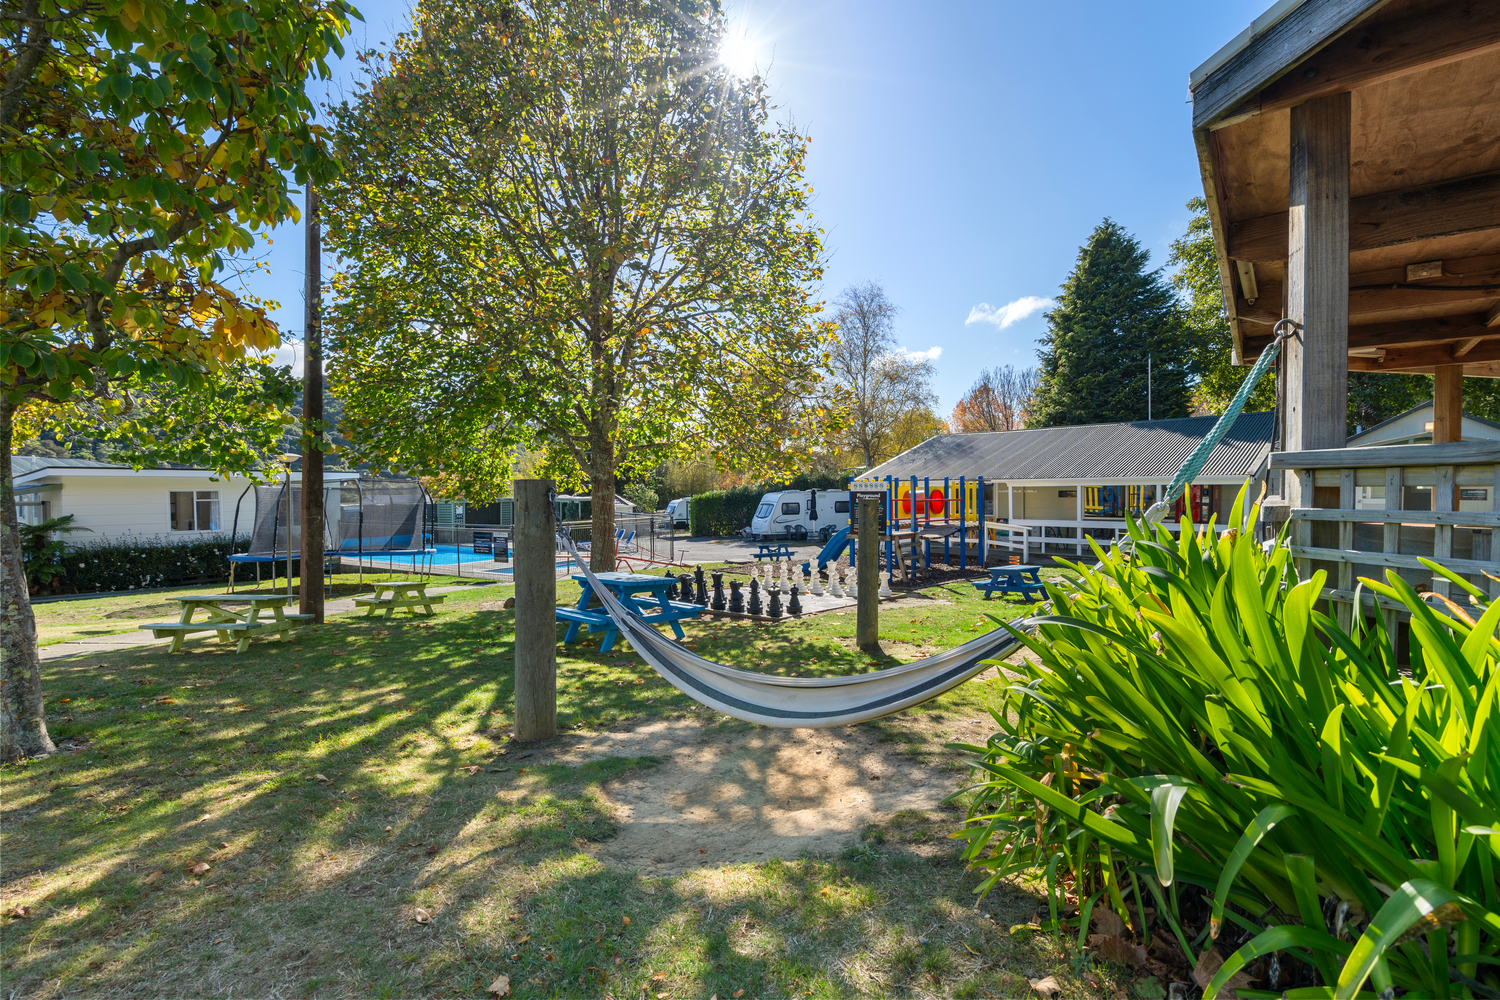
38, 582, 504, 662
671, 536, 827, 567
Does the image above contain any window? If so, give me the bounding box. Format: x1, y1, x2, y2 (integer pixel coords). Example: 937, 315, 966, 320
833, 500, 850, 513
15, 499, 49, 526
170, 490, 220, 532
755, 503, 774, 518
781, 502, 800, 515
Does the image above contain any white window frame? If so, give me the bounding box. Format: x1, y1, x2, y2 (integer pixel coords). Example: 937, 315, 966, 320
168, 489, 221, 532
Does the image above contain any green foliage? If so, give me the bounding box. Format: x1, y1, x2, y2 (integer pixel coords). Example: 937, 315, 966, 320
2, 0, 355, 434
1168, 198, 1275, 415
19, 515, 89, 592
1348, 371, 1434, 437
322, 0, 838, 534
622, 482, 660, 512
1028, 219, 1191, 428
957, 489, 1500, 998
688, 471, 847, 536
30, 537, 247, 596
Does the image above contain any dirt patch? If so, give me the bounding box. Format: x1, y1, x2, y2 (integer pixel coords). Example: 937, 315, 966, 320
535, 719, 964, 875
102, 601, 182, 620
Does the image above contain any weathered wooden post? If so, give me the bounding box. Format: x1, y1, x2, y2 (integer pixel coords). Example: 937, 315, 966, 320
513, 480, 556, 741
857, 497, 879, 651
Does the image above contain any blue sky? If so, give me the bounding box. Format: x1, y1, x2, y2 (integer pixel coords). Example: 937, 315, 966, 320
256, 0, 1271, 416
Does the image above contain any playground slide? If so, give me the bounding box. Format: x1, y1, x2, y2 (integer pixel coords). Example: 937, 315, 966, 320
801, 526, 851, 574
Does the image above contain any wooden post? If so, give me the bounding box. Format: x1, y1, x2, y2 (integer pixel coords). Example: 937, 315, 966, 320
1434, 365, 1463, 443
1284, 92, 1351, 505
856, 498, 879, 651
513, 480, 557, 741
299, 185, 325, 623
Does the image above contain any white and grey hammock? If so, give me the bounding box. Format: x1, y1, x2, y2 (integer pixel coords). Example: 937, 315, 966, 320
559, 534, 1029, 727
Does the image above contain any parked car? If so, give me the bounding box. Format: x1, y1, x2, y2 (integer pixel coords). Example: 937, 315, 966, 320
666, 497, 691, 528
748, 489, 851, 541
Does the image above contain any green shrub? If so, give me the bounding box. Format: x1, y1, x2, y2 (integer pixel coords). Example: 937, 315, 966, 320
957, 487, 1500, 999
32, 536, 250, 595
687, 471, 849, 536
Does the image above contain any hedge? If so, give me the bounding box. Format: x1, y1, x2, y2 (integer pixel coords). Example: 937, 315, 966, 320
687, 471, 849, 537
28, 536, 250, 596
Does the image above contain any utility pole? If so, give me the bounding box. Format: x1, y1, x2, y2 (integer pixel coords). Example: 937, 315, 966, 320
300, 185, 326, 623
1147, 352, 1153, 421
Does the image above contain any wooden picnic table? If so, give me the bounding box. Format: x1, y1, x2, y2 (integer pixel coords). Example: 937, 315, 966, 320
138, 594, 314, 653
558, 572, 703, 654
753, 543, 794, 561
972, 564, 1047, 603
353, 580, 446, 618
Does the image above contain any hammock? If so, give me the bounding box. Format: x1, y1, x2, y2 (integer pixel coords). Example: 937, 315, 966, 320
558, 535, 1028, 727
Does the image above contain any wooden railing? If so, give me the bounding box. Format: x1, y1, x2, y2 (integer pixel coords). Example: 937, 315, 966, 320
1268, 441, 1500, 623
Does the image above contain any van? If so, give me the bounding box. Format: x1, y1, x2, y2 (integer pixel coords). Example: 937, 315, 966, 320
666, 497, 691, 528
748, 489, 851, 541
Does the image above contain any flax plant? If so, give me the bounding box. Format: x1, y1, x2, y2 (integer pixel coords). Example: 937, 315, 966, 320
955, 485, 1500, 999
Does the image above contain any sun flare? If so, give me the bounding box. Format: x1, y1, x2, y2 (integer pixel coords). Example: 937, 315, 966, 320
718, 30, 762, 78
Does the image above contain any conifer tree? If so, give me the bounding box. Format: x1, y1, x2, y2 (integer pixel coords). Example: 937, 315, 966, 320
1028, 219, 1190, 427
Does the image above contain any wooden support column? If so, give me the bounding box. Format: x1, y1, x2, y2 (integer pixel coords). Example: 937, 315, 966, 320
1433, 465, 1455, 600
856, 498, 879, 651
1434, 365, 1463, 443
1284, 93, 1351, 505
513, 479, 557, 742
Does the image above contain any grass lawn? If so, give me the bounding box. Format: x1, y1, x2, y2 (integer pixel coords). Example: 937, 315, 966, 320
1, 564, 1126, 999
31, 571, 486, 647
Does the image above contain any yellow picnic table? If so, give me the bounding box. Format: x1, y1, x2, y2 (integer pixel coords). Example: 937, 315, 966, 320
352, 580, 445, 619
138, 594, 314, 653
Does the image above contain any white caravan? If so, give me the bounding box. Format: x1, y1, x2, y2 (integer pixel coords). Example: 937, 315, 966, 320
748, 489, 851, 541
666, 497, 691, 528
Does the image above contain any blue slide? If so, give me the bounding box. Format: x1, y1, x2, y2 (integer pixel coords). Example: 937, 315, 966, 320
801, 526, 851, 575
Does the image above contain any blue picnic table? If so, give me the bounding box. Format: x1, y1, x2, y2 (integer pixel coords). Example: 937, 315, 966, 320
973, 565, 1047, 602
557, 572, 703, 653
753, 543, 794, 561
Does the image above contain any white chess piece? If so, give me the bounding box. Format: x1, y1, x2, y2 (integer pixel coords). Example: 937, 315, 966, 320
810, 567, 824, 596
844, 569, 856, 598
828, 568, 842, 597
879, 572, 893, 600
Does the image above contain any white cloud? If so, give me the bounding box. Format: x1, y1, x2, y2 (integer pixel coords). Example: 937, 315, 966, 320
259, 344, 303, 377
895, 345, 943, 362
965, 296, 1054, 329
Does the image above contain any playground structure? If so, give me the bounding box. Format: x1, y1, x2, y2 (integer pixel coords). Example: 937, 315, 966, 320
844, 474, 1001, 584
228, 476, 436, 590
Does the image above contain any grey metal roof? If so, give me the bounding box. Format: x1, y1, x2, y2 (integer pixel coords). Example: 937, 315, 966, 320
11, 455, 127, 476
1347, 403, 1500, 445
863, 411, 1277, 483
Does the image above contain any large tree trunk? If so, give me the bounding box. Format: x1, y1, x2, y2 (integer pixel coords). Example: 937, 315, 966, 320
589, 470, 617, 572
0, 400, 54, 761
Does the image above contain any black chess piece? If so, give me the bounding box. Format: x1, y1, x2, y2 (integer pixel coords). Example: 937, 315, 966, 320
710, 571, 726, 611
694, 565, 709, 606
677, 573, 694, 602
748, 578, 763, 616
788, 584, 802, 615
728, 580, 744, 613
663, 568, 679, 601
767, 585, 783, 619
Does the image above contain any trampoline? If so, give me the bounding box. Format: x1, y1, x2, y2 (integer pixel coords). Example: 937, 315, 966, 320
228, 477, 435, 590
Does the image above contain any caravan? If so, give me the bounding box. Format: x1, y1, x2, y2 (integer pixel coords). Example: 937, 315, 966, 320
748, 489, 851, 541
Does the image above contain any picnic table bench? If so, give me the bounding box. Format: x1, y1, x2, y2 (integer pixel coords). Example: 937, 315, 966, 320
558, 572, 703, 653
972, 565, 1047, 602
353, 580, 445, 618
752, 543, 794, 561
138, 594, 314, 653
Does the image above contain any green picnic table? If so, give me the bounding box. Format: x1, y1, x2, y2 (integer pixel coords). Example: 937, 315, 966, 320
352, 580, 445, 618
138, 594, 315, 653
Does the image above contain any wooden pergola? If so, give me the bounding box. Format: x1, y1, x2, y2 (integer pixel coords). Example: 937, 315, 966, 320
1191, 0, 1500, 470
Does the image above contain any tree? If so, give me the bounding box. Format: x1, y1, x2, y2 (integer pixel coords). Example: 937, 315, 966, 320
1028, 220, 1191, 428
323, 0, 834, 570
1168, 198, 1276, 415
1, 0, 355, 759
950, 365, 1037, 432
827, 282, 937, 467
888, 407, 947, 456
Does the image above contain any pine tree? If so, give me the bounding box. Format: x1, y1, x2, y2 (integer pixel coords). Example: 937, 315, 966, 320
1028, 219, 1191, 427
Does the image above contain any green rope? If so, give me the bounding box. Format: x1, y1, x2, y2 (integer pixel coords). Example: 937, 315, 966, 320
1141, 319, 1291, 529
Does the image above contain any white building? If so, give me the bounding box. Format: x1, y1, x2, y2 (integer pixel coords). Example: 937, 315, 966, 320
11, 456, 356, 541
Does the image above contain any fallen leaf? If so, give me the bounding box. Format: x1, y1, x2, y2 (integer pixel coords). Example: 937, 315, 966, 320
544, 953, 554, 961
657, 994, 669, 999
1092, 907, 1126, 937
59, 698, 71, 703
220, 842, 230, 849
3, 905, 32, 920
732, 991, 746, 999
485, 974, 511, 997
414, 907, 432, 925
384, 826, 393, 832
697, 848, 706, 854
963, 943, 980, 956
142, 870, 163, 884
622, 915, 631, 926
1131, 975, 1167, 1000
314, 773, 331, 783
1028, 976, 1062, 998
186, 862, 211, 876
515, 935, 530, 944
651, 972, 666, 983
614, 956, 623, 966
508, 914, 520, 922
1193, 946, 1253, 998
426, 845, 439, 855
1089, 934, 1147, 967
